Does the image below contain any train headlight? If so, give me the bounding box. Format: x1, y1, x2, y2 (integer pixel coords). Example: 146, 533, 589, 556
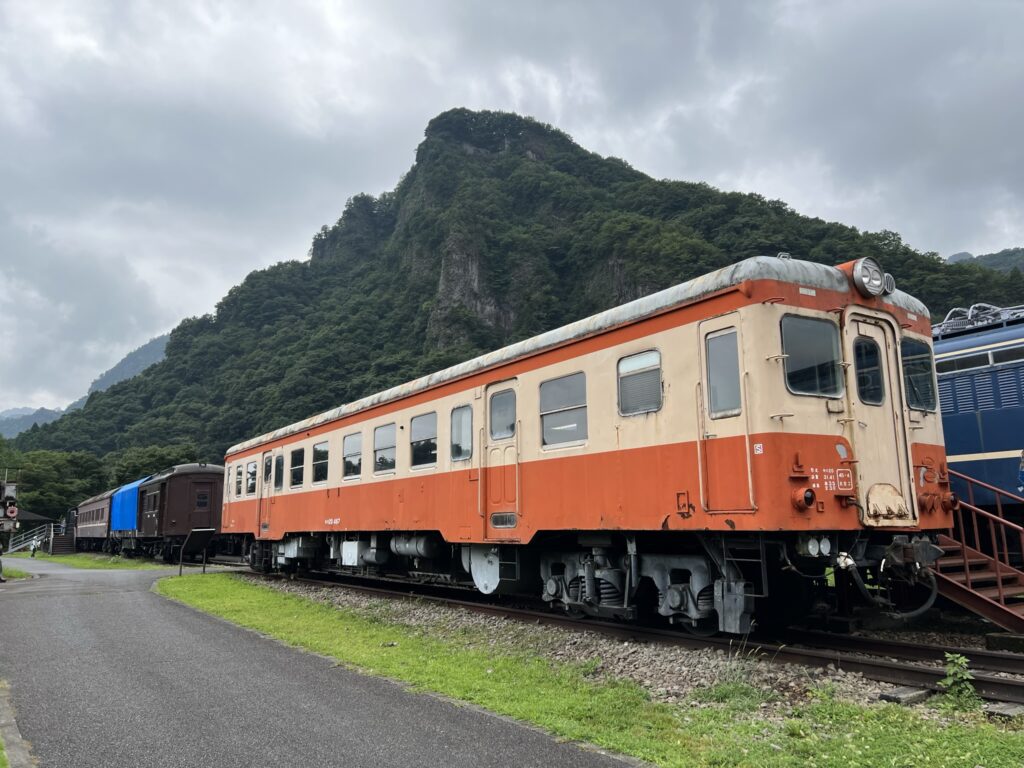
852, 257, 886, 297
819, 536, 832, 557
796, 535, 823, 557
792, 487, 816, 511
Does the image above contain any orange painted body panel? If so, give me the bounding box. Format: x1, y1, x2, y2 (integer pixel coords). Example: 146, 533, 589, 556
222, 433, 953, 543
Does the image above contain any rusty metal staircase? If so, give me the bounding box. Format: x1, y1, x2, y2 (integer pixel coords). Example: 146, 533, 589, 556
932, 470, 1024, 633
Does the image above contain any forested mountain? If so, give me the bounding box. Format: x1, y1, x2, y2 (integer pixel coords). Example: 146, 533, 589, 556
976, 247, 1024, 274
66, 333, 170, 411
0, 408, 63, 439
15, 109, 1024, 461
0, 333, 170, 438
944, 247, 1024, 276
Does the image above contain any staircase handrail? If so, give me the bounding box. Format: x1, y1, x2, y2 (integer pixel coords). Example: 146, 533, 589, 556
6, 523, 54, 554
947, 496, 1024, 604
948, 468, 1024, 523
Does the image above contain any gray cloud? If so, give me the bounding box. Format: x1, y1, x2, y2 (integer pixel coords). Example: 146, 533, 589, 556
0, 0, 1021, 410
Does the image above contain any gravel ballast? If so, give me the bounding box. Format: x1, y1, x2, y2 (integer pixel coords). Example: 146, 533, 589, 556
244, 575, 900, 715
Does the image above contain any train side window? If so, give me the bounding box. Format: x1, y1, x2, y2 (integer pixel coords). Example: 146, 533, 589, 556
781, 315, 843, 397
290, 448, 305, 487
263, 455, 272, 486
618, 350, 662, 415
853, 337, 884, 405
490, 389, 516, 439
706, 329, 741, 418
451, 405, 473, 461
374, 423, 397, 473
196, 492, 209, 509
234, 465, 242, 497
936, 352, 989, 374
410, 412, 437, 467
900, 337, 937, 411
273, 455, 284, 491
246, 461, 257, 494
343, 433, 362, 478
312, 441, 329, 483
540, 372, 587, 446
992, 346, 1024, 365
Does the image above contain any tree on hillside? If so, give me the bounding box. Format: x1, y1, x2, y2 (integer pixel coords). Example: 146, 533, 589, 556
106, 443, 200, 486
17, 450, 107, 519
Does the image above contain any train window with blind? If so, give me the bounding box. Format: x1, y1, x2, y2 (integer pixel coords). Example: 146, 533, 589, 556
992, 346, 1024, 365
411, 412, 438, 467
274, 455, 284, 490
618, 350, 662, 415
374, 423, 397, 473
312, 441, 329, 483
246, 461, 257, 494
343, 433, 362, 478
781, 315, 843, 397
900, 337, 937, 411
854, 337, 884, 405
234, 465, 242, 497
706, 329, 741, 418
290, 448, 305, 487
935, 352, 989, 374
490, 389, 516, 439
540, 372, 588, 446
451, 405, 473, 461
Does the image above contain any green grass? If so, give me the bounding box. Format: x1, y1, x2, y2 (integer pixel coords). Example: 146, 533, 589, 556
158, 574, 1024, 767
0, 681, 9, 768
1, 566, 29, 580
9, 551, 167, 570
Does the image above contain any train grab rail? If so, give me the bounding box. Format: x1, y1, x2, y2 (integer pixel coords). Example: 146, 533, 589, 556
934, 470, 1024, 632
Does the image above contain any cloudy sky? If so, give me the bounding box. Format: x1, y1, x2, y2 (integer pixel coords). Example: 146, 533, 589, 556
1, 0, 1021, 411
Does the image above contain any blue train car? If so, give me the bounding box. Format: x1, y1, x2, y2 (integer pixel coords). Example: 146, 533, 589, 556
933, 304, 1024, 507
109, 476, 150, 542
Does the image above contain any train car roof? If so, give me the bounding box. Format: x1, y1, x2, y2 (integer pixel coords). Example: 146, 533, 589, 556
140, 463, 225, 487
77, 488, 116, 507
933, 320, 1024, 356
228, 255, 929, 456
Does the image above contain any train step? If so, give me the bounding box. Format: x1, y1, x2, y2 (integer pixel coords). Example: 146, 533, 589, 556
49, 534, 76, 555
936, 554, 990, 569
974, 584, 1024, 600
935, 487, 1024, 632
944, 569, 1019, 586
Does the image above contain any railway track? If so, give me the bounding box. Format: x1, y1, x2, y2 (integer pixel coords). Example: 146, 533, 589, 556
261, 570, 1024, 705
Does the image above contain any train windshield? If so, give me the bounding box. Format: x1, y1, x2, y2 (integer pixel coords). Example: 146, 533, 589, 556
781, 315, 843, 397
900, 338, 937, 411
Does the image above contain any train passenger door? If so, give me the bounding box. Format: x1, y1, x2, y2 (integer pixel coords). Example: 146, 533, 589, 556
842, 311, 916, 525
189, 480, 213, 529
482, 380, 520, 538
698, 314, 755, 512
257, 450, 275, 536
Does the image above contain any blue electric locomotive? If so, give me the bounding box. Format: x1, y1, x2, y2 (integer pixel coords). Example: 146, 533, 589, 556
933, 303, 1024, 507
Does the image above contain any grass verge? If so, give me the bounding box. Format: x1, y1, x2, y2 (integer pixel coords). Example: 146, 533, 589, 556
1, 566, 29, 580
158, 574, 1024, 767
8, 551, 166, 570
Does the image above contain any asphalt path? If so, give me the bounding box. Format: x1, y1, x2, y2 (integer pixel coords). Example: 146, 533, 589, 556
0, 559, 630, 768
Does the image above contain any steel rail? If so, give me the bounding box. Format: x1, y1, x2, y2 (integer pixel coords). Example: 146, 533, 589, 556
261, 572, 1024, 704
778, 628, 1024, 676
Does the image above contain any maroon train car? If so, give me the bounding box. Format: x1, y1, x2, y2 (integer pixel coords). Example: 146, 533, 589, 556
138, 463, 223, 560
75, 489, 114, 551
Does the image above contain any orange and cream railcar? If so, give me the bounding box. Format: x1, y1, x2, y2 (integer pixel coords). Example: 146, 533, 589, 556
222, 256, 953, 633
